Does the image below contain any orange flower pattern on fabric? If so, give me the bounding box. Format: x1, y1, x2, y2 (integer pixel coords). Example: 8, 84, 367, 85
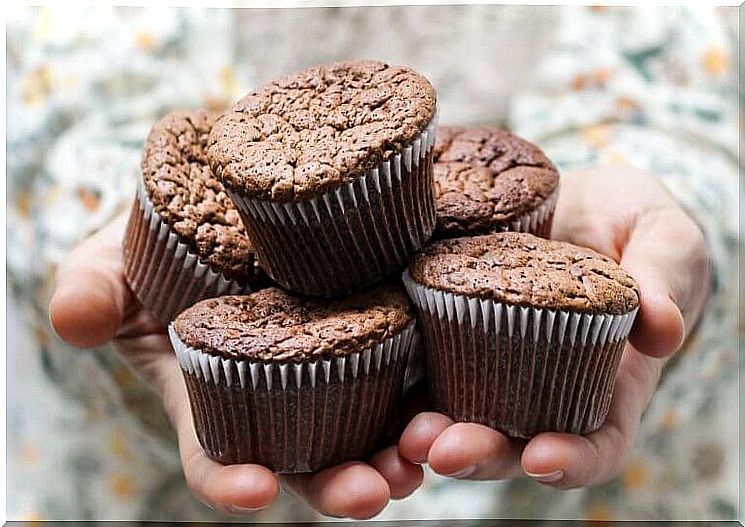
7, 5, 739, 523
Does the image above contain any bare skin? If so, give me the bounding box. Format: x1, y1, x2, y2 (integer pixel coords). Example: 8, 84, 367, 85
48, 166, 709, 516
398, 166, 710, 488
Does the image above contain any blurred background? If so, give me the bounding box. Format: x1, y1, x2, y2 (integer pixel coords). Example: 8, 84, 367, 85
6, 4, 741, 522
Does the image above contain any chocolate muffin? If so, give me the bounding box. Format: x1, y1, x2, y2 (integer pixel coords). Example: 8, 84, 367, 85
432, 126, 559, 239
403, 232, 639, 438
169, 284, 418, 472
208, 59, 438, 296
123, 110, 265, 324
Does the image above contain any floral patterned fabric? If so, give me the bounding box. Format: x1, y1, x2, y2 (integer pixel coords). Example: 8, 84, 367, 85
6, 5, 740, 522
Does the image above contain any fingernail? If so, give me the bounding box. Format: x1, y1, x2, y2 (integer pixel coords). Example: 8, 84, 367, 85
443, 465, 476, 479
525, 469, 564, 483
225, 504, 267, 514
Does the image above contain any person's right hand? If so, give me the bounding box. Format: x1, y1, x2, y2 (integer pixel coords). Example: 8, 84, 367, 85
48, 213, 423, 520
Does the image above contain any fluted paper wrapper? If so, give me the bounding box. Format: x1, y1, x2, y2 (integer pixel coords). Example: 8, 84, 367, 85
228, 115, 438, 297
169, 322, 418, 473
500, 186, 558, 238
123, 182, 249, 325
403, 272, 638, 438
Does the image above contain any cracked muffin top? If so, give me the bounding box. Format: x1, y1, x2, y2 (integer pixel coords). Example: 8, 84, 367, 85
409, 232, 639, 314
172, 284, 414, 362
207, 60, 437, 202
141, 109, 260, 284
433, 126, 559, 239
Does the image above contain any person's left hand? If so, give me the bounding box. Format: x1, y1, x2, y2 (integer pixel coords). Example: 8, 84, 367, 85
397, 166, 710, 488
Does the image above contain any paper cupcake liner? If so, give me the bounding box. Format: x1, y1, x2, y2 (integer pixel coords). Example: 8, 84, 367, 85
402, 329, 425, 393
169, 321, 417, 473
402, 271, 638, 437
498, 185, 559, 238
228, 114, 438, 297
123, 181, 250, 325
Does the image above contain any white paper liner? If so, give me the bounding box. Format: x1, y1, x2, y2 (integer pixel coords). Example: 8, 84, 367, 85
169, 321, 417, 472
402, 270, 638, 437
228, 113, 439, 296
123, 180, 250, 324
499, 185, 559, 237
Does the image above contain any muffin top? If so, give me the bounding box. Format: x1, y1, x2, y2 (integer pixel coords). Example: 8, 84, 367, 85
409, 232, 639, 314
433, 126, 559, 239
207, 59, 437, 202
142, 110, 260, 283
173, 284, 414, 362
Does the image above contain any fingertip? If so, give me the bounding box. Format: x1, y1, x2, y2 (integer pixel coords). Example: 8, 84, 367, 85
521, 433, 575, 482
204, 464, 280, 514
49, 282, 122, 348
427, 422, 513, 479
398, 412, 454, 464
630, 289, 685, 358
427, 423, 476, 477
522, 431, 622, 489
314, 462, 391, 519
370, 445, 424, 500
48, 217, 131, 348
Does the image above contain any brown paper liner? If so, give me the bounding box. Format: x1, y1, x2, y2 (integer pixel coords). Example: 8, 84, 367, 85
170, 322, 417, 473
122, 182, 252, 325
228, 115, 438, 297
403, 271, 638, 438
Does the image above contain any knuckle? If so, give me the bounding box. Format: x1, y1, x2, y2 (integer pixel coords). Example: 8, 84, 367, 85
182, 451, 209, 501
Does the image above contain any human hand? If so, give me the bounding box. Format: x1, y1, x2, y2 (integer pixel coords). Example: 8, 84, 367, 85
48, 214, 423, 519
398, 166, 710, 489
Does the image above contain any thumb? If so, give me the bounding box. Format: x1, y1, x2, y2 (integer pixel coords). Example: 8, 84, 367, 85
49, 214, 132, 348
621, 207, 709, 358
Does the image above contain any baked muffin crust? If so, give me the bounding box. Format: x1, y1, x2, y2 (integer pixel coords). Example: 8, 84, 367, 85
208, 60, 437, 202
173, 284, 414, 362
142, 110, 258, 282
409, 232, 639, 314
433, 126, 559, 238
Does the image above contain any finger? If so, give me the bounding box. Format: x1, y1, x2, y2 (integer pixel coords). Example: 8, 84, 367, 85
398, 412, 454, 464
49, 214, 133, 348
369, 445, 424, 499
161, 356, 280, 514
521, 346, 662, 488
426, 422, 524, 480
627, 269, 685, 358
184, 453, 281, 515
550, 166, 639, 258
621, 207, 708, 357
554, 167, 708, 358
282, 462, 391, 519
